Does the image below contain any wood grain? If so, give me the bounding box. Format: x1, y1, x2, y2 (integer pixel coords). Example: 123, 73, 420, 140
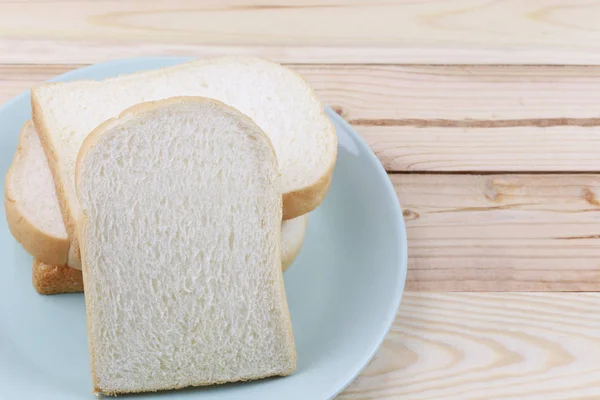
396, 174, 600, 291
299, 65, 600, 122
340, 292, 600, 399
362, 125, 600, 172
10, 64, 600, 121
4, 1, 600, 64
4, 64, 600, 172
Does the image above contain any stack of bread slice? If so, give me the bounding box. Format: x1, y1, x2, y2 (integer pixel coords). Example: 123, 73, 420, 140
5, 120, 310, 294
4, 57, 336, 394
5, 121, 310, 294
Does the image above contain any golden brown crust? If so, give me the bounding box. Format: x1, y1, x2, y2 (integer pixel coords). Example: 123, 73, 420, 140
31, 91, 82, 269
4, 121, 70, 266
282, 158, 335, 220
32, 259, 83, 295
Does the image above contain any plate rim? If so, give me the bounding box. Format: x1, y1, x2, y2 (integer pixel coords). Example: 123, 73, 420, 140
0, 57, 408, 400
323, 107, 407, 398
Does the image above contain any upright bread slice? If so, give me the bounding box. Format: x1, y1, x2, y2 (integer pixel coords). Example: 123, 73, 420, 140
76, 97, 295, 394
4, 121, 70, 266
32, 56, 337, 266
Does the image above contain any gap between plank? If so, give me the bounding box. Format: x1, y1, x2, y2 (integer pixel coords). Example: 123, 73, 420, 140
350, 118, 600, 128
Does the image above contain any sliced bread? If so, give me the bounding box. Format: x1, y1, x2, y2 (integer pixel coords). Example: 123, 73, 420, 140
4, 121, 71, 266
76, 97, 296, 394
32, 56, 337, 266
5, 121, 308, 275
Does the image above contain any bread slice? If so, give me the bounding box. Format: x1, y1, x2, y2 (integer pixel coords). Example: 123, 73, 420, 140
5, 120, 307, 281
32, 56, 337, 267
4, 121, 71, 266
76, 97, 296, 394
32, 215, 306, 296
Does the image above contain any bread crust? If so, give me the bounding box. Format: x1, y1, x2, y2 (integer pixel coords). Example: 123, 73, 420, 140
95, 369, 295, 396
283, 159, 334, 220
4, 121, 70, 266
31, 92, 82, 269
32, 259, 83, 295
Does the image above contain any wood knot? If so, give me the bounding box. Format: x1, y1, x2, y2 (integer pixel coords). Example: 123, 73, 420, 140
484, 179, 502, 202
331, 105, 345, 117
403, 209, 419, 220
582, 188, 600, 207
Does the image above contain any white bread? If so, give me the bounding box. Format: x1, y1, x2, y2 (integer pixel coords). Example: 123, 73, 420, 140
75, 97, 296, 394
4, 121, 70, 266
5, 121, 308, 276
31, 56, 337, 266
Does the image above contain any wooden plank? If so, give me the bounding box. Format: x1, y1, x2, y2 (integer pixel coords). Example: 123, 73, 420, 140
396, 174, 600, 291
340, 292, 600, 399
3, 64, 600, 172
361, 125, 600, 172
8, 64, 600, 122
299, 65, 600, 122
4, 1, 600, 64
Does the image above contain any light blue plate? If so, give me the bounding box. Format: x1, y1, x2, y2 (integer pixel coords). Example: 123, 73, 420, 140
0, 58, 407, 399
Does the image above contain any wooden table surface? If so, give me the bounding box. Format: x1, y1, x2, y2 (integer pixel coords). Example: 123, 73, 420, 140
3, 1, 600, 398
